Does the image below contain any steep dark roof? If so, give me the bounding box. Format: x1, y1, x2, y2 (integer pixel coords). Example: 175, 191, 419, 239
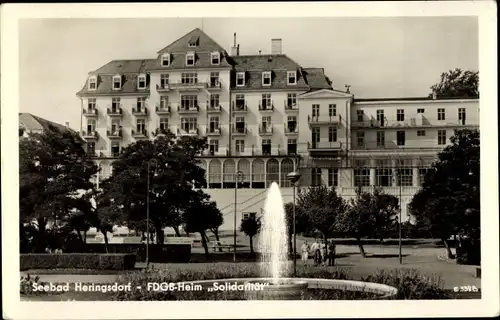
302, 68, 332, 91
231, 54, 300, 71
19, 113, 72, 134
353, 96, 479, 102
77, 74, 151, 97
157, 28, 228, 54
90, 59, 155, 75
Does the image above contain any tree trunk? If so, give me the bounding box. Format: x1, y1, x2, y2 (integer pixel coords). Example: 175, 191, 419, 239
103, 231, 109, 253
249, 236, 254, 254
443, 238, 454, 259
76, 230, 84, 243
288, 232, 293, 254
36, 217, 46, 253
173, 226, 181, 237
84, 231, 87, 243
357, 237, 367, 258
200, 231, 209, 256
155, 225, 164, 244
211, 228, 222, 252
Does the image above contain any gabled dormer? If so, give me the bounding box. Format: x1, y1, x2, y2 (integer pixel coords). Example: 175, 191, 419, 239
161, 53, 170, 67
287, 70, 297, 85
112, 74, 122, 90
188, 35, 199, 47
211, 51, 220, 65
262, 71, 272, 86
186, 51, 195, 66
137, 73, 147, 90
236, 72, 245, 87
88, 75, 97, 90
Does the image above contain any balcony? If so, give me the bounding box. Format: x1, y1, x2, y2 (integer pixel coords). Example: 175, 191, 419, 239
231, 101, 247, 113
284, 123, 299, 135
177, 105, 199, 114
81, 130, 98, 140
258, 125, 273, 136
156, 83, 171, 93
258, 102, 274, 112
107, 128, 122, 139
107, 106, 122, 117
132, 107, 148, 117
177, 128, 199, 136
83, 108, 98, 117
170, 80, 207, 92
131, 128, 148, 139
206, 103, 222, 113
308, 114, 341, 125
284, 101, 299, 112
207, 80, 222, 91
206, 127, 221, 136
351, 117, 479, 129
251, 144, 287, 156
231, 124, 247, 136
200, 145, 230, 157
307, 141, 343, 152
153, 127, 170, 137
156, 104, 171, 115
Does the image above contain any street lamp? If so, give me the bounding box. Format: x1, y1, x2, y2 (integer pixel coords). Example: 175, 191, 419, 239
234, 171, 244, 262
286, 171, 301, 277
146, 158, 158, 269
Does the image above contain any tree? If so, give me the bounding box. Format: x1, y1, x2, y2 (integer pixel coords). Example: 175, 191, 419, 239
239, 214, 262, 254
371, 188, 400, 242
284, 202, 309, 254
100, 132, 208, 244
19, 129, 98, 252
429, 68, 479, 99
409, 129, 479, 258
296, 186, 348, 243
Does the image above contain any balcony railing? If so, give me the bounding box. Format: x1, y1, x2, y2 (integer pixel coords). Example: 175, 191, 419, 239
177, 105, 199, 114
170, 80, 207, 91
351, 118, 479, 129
107, 128, 122, 139
132, 107, 148, 116
308, 114, 341, 124
107, 106, 122, 117
156, 104, 171, 115
231, 101, 247, 113
156, 83, 170, 92
206, 103, 222, 113
231, 125, 247, 135
284, 123, 299, 134
307, 141, 343, 151
259, 125, 273, 135
131, 128, 148, 138
284, 101, 299, 111
258, 102, 274, 112
200, 145, 230, 157
207, 80, 222, 90
81, 130, 98, 139
83, 108, 98, 117
177, 128, 199, 136
206, 127, 221, 136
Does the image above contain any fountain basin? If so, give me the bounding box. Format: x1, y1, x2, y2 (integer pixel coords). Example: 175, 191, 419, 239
244, 279, 308, 300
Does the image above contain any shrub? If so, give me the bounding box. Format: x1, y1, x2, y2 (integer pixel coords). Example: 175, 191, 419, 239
20, 274, 45, 295
20, 253, 136, 270
456, 239, 480, 266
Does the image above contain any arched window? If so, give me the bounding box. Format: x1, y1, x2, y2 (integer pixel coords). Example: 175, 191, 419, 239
252, 159, 265, 189
223, 159, 236, 188
238, 159, 250, 188
208, 159, 221, 188
266, 159, 279, 186
280, 158, 294, 187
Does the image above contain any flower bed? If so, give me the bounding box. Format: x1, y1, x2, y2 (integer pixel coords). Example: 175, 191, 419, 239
20, 253, 136, 271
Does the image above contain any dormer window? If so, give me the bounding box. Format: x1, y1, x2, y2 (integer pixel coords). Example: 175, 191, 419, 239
262, 72, 271, 86
188, 36, 199, 47
138, 74, 147, 89
287, 71, 297, 85
112, 75, 122, 90
88, 76, 97, 90
186, 52, 195, 66
236, 72, 245, 87
211, 52, 220, 65
161, 53, 170, 67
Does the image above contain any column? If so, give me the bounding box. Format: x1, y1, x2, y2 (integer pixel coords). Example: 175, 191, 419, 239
249, 159, 253, 188
412, 158, 420, 188
205, 161, 210, 189
264, 159, 267, 188
392, 159, 398, 187
369, 159, 376, 186
278, 159, 282, 187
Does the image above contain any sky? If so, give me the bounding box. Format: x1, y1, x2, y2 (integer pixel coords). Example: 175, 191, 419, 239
18, 17, 478, 130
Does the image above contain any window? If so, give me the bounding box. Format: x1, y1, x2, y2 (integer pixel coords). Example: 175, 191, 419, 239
209, 116, 219, 132
161, 53, 170, 67
356, 110, 364, 122
287, 139, 297, 155
111, 97, 120, 111
86, 119, 96, 133
328, 168, 339, 187
160, 96, 168, 109
261, 116, 271, 127
209, 140, 219, 154
397, 160, 413, 187
356, 131, 365, 147
287, 93, 297, 107
261, 94, 272, 109
354, 166, 370, 187
419, 168, 430, 185
111, 142, 120, 157
186, 52, 195, 66
235, 117, 245, 132
417, 108, 425, 114
160, 74, 169, 88
287, 116, 297, 132
136, 97, 146, 111
236, 72, 245, 86
329, 104, 337, 117
136, 119, 146, 132
312, 104, 320, 117
375, 159, 392, 186
159, 117, 168, 131
437, 108, 445, 121
181, 95, 197, 109
417, 130, 426, 137
397, 131, 405, 146
210, 94, 219, 108
311, 168, 322, 186
181, 117, 197, 132
112, 75, 121, 90
210, 72, 220, 87
328, 127, 337, 142
376, 109, 385, 126
438, 130, 447, 145
397, 109, 405, 121
138, 74, 146, 89
88, 98, 96, 111
211, 52, 220, 65
88, 77, 97, 90
111, 119, 120, 133
311, 127, 320, 147
262, 72, 271, 86
262, 139, 271, 155
235, 140, 245, 153
287, 71, 296, 85
458, 108, 466, 125
181, 72, 197, 84
376, 131, 385, 147
87, 141, 96, 155
235, 94, 245, 109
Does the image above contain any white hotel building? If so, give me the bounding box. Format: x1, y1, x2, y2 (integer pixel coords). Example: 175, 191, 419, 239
76, 28, 479, 230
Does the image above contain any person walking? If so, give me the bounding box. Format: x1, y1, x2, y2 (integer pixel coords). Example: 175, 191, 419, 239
310, 239, 320, 266
328, 240, 336, 266
320, 239, 327, 266
300, 241, 310, 267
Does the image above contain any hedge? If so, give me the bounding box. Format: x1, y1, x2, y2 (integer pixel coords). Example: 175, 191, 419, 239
63, 244, 191, 263
20, 253, 136, 271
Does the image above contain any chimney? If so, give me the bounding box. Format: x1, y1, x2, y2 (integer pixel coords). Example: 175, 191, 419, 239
432, 90, 437, 100
65, 122, 70, 128
259, 50, 262, 55
230, 33, 238, 56
271, 38, 282, 55
345, 84, 351, 94
233, 32, 236, 47
237, 44, 240, 56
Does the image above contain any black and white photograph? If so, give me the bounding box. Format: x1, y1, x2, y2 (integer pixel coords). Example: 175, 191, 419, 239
2, 2, 498, 319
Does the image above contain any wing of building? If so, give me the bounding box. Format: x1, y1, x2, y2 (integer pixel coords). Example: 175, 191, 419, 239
19, 113, 77, 138
76, 28, 479, 230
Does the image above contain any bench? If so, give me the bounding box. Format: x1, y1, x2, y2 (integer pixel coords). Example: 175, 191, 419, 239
210, 240, 232, 252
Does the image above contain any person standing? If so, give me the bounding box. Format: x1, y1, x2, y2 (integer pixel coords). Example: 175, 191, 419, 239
328, 240, 336, 266
320, 239, 327, 266
310, 239, 320, 266
300, 241, 310, 267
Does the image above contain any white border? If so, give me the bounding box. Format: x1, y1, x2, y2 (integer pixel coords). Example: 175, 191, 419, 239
1, 2, 498, 319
